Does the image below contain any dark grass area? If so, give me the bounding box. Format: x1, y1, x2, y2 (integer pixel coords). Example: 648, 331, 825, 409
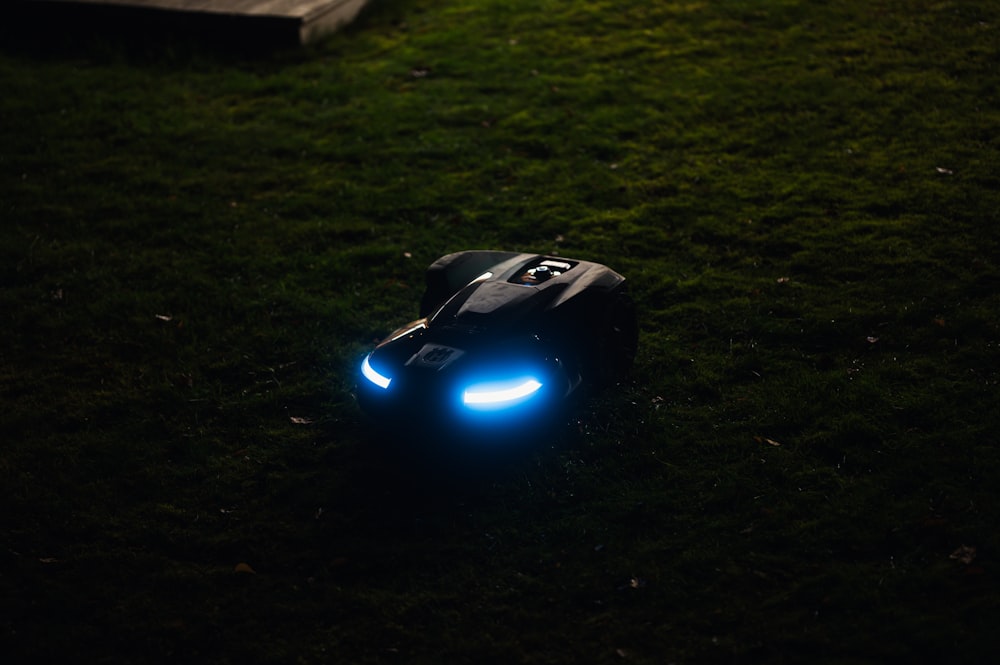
2, 0, 1000, 662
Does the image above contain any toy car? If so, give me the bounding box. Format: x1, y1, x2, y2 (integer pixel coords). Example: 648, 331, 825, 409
358, 250, 636, 443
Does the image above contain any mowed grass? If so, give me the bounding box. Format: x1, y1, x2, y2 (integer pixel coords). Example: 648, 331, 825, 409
2, 0, 999, 662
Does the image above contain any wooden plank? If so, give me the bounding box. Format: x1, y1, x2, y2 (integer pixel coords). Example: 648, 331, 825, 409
22, 0, 371, 42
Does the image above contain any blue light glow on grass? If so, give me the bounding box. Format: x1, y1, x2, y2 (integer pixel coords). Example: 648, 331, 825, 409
361, 353, 391, 389
462, 377, 542, 410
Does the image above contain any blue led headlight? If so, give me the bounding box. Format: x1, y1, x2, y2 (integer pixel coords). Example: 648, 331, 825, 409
361, 353, 392, 389
462, 376, 542, 411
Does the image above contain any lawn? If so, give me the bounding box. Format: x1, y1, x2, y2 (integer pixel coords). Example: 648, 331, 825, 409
2, 0, 999, 662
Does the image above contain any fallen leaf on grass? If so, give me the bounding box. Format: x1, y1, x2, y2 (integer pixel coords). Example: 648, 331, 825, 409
935, 166, 954, 175
950, 545, 977, 565
290, 416, 314, 425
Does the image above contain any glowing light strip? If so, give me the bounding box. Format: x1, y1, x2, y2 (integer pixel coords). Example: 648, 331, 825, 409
361, 353, 391, 389
463, 378, 542, 406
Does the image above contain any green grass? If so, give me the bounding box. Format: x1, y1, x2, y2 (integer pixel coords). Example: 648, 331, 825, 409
2, 0, 999, 662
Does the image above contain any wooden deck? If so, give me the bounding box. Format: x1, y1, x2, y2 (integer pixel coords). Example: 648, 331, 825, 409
16, 0, 372, 44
